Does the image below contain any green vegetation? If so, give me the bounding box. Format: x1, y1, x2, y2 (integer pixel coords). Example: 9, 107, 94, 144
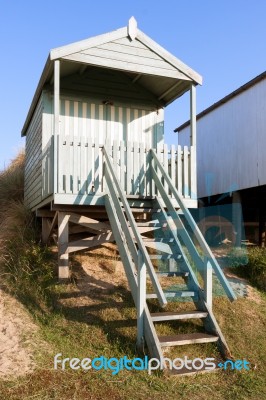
0, 154, 265, 399
228, 246, 266, 291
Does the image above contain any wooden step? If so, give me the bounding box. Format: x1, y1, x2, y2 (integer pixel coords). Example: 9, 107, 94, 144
151, 311, 208, 322
156, 271, 189, 278
146, 290, 197, 299
159, 332, 219, 347
149, 254, 182, 260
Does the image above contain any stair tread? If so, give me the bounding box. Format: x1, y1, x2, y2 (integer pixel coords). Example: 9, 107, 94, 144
151, 311, 208, 321
155, 271, 189, 277
146, 290, 197, 299
159, 332, 219, 346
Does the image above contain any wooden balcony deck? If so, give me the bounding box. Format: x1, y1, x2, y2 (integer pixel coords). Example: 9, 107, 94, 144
41, 138, 197, 209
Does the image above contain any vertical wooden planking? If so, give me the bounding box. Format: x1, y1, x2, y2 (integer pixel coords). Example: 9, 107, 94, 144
146, 147, 151, 196
126, 109, 131, 142
163, 143, 168, 194
110, 105, 115, 142
80, 135, 86, 195
104, 138, 111, 192
177, 145, 182, 195
73, 135, 78, 194
139, 142, 145, 196
113, 140, 119, 181
133, 141, 139, 194
82, 102, 87, 137
64, 135, 70, 193
70, 134, 74, 193
99, 104, 104, 143
94, 136, 100, 193
120, 141, 125, 192
170, 144, 176, 198
58, 133, 64, 193
73, 101, 79, 136
84, 137, 93, 194
183, 146, 189, 197
126, 141, 132, 194
65, 100, 70, 136
99, 145, 104, 192
60, 99, 65, 139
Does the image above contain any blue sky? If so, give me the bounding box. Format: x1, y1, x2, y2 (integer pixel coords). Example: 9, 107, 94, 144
0, 0, 266, 170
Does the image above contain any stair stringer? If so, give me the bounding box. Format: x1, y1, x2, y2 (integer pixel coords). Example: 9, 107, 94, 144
153, 198, 232, 359
105, 194, 164, 362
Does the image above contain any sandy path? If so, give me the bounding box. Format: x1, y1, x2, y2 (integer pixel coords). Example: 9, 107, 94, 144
0, 287, 40, 379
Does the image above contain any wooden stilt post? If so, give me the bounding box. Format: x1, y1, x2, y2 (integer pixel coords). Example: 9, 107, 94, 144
137, 250, 146, 352
58, 211, 70, 280
42, 218, 51, 244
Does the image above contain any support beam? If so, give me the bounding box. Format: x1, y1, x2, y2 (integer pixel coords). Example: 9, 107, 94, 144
132, 73, 142, 83
69, 213, 110, 232
58, 212, 70, 279
67, 232, 114, 253
158, 81, 183, 101
41, 212, 58, 244
190, 84, 196, 147
54, 60, 60, 194
42, 218, 51, 244
190, 84, 197, 200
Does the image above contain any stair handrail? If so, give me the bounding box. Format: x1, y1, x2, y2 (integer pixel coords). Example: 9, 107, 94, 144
150, 148, 236, 302
103, 144, 167, 307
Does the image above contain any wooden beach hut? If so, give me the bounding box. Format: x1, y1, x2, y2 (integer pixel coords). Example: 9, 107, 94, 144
22, 17, 236, 374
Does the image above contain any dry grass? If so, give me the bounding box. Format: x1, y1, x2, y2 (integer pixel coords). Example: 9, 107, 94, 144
0, 153, 265, 399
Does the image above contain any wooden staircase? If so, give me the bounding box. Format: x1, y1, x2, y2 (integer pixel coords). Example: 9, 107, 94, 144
103, 145, 236, 375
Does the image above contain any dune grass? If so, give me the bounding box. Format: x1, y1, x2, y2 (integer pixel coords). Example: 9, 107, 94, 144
0, 153, 265, 399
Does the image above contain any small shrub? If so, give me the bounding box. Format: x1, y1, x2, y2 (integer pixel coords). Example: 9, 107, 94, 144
227, 247, 249, 267
245, 247, 266, 290
228, 246, 266, 291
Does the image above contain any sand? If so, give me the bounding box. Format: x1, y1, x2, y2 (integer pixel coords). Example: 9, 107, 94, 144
0, 287, 39, 379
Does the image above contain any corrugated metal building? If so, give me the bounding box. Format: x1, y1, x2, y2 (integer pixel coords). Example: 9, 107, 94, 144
176, 72, 266, 245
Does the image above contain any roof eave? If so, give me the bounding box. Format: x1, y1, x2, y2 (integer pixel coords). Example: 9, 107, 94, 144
21, 55, 52, 136
175, 70, 266, 133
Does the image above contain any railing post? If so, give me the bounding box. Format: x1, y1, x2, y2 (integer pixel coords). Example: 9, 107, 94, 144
137, 250, 146, 352
204, 256, 212, 310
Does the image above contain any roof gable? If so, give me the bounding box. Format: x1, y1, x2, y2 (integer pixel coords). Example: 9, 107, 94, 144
50, 18, 202, 84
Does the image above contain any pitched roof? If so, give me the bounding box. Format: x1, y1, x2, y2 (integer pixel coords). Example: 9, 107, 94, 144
22, 17, 202, 136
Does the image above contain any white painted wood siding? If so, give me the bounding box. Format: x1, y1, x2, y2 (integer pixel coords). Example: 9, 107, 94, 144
59, 97, 164, 148
62, 36, 189, 81
179, 78, 266, 198
24, 97, 43, 209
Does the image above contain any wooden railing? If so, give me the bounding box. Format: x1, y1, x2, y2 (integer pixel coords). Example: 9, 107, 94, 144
43, 135, 196, 199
